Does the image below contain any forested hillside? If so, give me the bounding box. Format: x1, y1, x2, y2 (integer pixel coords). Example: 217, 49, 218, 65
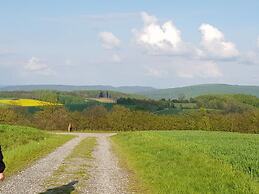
138, 84, 259, 99
0, 85, 155, 94
2, 84, 259, 100
195, 94, 259, 113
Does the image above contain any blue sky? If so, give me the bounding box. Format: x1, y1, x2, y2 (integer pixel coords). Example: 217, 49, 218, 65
0, 0, 259, 88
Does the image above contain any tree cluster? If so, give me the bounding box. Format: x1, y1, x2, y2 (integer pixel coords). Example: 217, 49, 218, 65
1, 105, 259, 133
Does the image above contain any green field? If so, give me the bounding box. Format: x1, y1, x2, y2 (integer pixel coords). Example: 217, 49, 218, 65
0, 124, 74, 176
112, 131, 259, 194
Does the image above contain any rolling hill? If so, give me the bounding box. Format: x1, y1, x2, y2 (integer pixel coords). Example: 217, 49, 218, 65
1, 84, 259, 100
137, 84, 259, 99
0, 85, 156, 94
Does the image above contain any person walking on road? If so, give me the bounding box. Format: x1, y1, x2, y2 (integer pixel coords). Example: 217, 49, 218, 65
0, 146, 5, 181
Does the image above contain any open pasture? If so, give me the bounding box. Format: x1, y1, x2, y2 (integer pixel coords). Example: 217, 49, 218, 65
113, 131, 259, 193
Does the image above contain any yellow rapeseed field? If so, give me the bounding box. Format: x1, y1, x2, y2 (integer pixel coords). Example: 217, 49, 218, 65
0, 99, 62, 107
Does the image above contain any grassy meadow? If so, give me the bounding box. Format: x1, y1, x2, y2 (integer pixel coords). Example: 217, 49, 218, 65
0, 99, 62, 107
112, 131, 259, 194
0, 124, 74, 176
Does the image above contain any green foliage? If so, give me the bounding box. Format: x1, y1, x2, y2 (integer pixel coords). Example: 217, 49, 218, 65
33, 107, 72, 131
195, 94, 255, 113
64, 100, 114, 112
0, 124, 73, 176
57, 93, 85, 104
0, 90, 143, 105
1, 93, 259, 133
117, 97, 174, 112
0, 124, 47, 150
230, 94, 259, 108
112, 131, 259, 193
1, 103, 259, 133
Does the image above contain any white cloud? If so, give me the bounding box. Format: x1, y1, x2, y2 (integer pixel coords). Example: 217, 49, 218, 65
99, 32, 121, 49
112, 54, 122, 63
135, 13, 239, 60
24, 57, 54, 75
199, 24, 239, 58
25, 57, 48, 71
257, 37, 259, 48
145, 66, 168, 78
141, 12, 158, 25
177, 61, 222, 78
134, 13, 227, 79
135, 12, 191, 55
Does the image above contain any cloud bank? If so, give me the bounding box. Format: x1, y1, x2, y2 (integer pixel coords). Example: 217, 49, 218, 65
199, 24, 239, 59
134, 12, 192, 55
132, 12, 258, 79
24, 57, 53, 75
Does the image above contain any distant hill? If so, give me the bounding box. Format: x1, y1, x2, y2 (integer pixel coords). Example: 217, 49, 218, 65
0, 85, 156, 94
2, 84, 259, 100
138, 84, 259, 99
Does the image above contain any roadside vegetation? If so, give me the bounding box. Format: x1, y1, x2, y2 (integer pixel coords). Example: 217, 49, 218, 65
0, 124, 74, 176
112, 131, 259, 194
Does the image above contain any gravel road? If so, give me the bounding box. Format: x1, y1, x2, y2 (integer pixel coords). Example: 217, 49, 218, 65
0, 133, 129, 194
83, 134, 129, 194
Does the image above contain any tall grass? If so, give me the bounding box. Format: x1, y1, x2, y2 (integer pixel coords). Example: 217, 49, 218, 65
0, 125, 48, 150
112, 131, 259, 194
0, 124, 74, 176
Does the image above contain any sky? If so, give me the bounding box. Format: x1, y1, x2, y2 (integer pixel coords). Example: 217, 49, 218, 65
0, 0, 259, 88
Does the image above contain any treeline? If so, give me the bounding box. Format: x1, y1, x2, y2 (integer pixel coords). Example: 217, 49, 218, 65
0, 105, 258, 133
1, 93, 259, 134
195, 94, 258, 113
117, 98, 175, 112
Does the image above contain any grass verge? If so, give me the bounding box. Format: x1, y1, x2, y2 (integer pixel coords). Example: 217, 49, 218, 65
112, 131, 259, 194
111, 139, 150, 194
0, 124, 74, 176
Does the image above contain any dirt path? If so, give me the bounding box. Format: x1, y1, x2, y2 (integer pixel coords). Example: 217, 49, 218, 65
0, 133, 129, 194
83, 134, 129, 194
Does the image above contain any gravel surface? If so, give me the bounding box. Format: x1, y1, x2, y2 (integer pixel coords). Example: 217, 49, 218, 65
0, 134, 86, 194
83, 134, 129, 194
0, 133, 129, 194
